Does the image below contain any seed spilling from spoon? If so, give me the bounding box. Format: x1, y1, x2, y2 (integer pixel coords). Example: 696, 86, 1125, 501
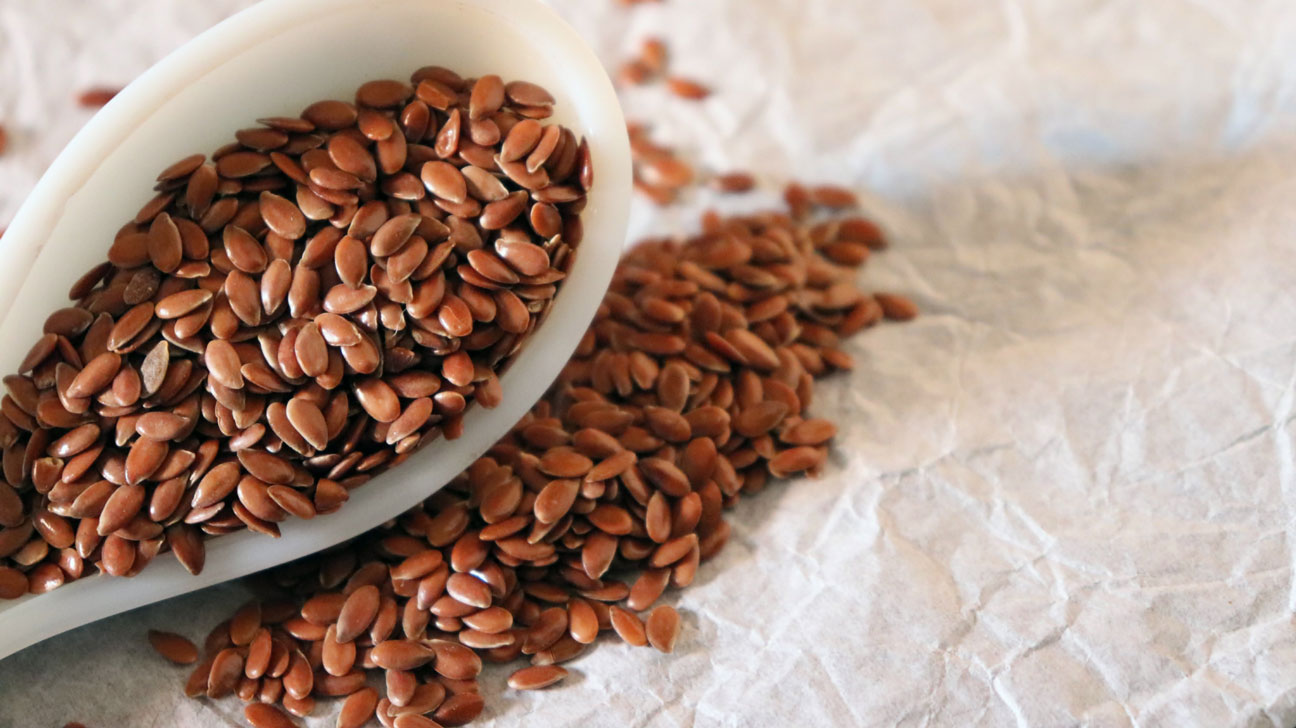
0, 65, 591, 598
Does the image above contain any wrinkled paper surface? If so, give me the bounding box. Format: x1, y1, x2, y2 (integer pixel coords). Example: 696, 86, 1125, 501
2, 0, 1296, 725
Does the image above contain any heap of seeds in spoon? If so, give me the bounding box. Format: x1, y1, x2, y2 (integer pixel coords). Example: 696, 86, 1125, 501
0, 65, 591, 600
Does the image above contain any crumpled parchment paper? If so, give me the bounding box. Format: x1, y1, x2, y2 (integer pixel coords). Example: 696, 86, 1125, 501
1, 0, 1295, 726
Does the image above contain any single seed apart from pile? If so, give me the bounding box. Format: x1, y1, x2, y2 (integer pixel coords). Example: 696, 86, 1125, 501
147, 629, 199, 664
665, 77, 710, 100
77, 87, 120, 107
874, 292, 918, 321
710, 172, 755, 193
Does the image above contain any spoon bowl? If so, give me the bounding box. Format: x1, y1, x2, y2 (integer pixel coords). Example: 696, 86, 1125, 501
0, 0, 630, 661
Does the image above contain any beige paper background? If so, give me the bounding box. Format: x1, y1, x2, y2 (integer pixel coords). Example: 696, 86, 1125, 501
1, 1, 1295, 726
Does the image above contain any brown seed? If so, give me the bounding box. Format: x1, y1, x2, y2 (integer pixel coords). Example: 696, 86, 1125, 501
136, 411, 188, 441
500, 119, 542, 162
393, 715, 443, 728
336, 584, 381, 643
67, 352, 122, 398
0, 566, 27, 599
50, 423, 100, 458
244, 703, 298, 728
236, 127, 289, 151
157, 153, 206, 182
77, 86, 119, 107
641, 156, 694, 189
283, 398, 328, 451
619, 60, 651, 86
780, 418, 837, 445
156, 289, 212, 319
238, 449, 294, 485
328, 133, 377, 181
193, 461, 241, 508
293, 322, 329, 378
324, 284, 377, 314
217, 151, 271, 178
19, 333, 58, 374
354, 378, 400, 423
446, 572, 492, 609
267, 485, 316, 520
505, 80, 555, 106
768, 445, 825, 477
302, 99, 358, 130
322, 624, 357, 676
421, 161, 466, 203
645, 605, 681, 653
385, 398, 433, 445
283, 693, 316, 717
98, 483, 145, 534
567, 598, 598, 644
433, 692, 485, 726
333, 235, 369, 289
526, 125, 562, 174
168, 524, 206, 574
479, 192, 528, 232
666, 77, 710, 99
358, 109, 395, 141
147, 213, 183, 273
431, 641, 482, 679
469, 74, 505, 120
224, 225, 269, 274
205, 339, 244, 389
609, 605, 648, 647
712, 171, 755, 193
649, 533, 698, 568
357, 79, 413, 109
809, 184, 858, 208
639, 36, 668, 72
108, 302, 155, 351
370, 639, 436, 671
431, 294, 471, 338
532, 478, 579, 524
734, 400, 789, 438
371, 214, 421, 257
245, 627, 273, 677
538, 450, 593, 478
208, 647, 245, 698
259, 191, 306, 239
338, 686, 380, 728
507, 665, 568, 690
874, 292, 918, 321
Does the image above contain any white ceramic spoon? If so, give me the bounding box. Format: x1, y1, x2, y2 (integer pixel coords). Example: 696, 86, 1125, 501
0, 0, 630, 661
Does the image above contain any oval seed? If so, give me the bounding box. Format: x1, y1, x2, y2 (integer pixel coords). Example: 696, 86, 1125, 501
507, 665, 568, 690
644, 605, 682, 654
243, 703, 296, 728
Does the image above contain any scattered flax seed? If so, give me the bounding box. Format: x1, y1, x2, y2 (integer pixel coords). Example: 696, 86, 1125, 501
76, 87, 121, 108
665, 77, 710, 100
147, 629, 199, 664
640, 38, 668, 75
617, 61, 652, 87
710, 172, 756, 193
